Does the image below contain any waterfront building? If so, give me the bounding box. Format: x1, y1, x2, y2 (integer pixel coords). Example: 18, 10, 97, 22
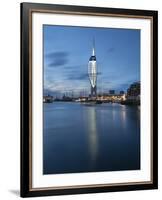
127, 82, 140, 101
109, 90, 115, 95
88, 40, 97, 97
97, 93, 125, 103
120, 90, 125, 95
43, 95, 54, 103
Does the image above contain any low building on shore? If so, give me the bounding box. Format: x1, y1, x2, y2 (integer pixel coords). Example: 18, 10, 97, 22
97, 93, 126, 103
122, 82, 140, 105
43, 95, 54, 103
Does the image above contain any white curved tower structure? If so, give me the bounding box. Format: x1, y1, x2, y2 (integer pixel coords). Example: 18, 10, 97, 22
88, 40, 97, 97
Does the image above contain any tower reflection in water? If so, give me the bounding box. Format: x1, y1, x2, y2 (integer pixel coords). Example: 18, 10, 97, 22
86, 106, 98, 167
84, 104, 130, 171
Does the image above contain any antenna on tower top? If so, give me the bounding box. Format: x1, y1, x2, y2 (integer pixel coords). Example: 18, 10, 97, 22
92, 37, 95, 56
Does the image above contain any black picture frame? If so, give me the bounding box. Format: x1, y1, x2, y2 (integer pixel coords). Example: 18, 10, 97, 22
21, 2, 158, 197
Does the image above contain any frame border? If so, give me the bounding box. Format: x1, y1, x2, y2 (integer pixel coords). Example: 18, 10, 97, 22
21, 2, 158, 197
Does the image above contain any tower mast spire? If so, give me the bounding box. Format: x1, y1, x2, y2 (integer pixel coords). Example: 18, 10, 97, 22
92, 37, 95, 56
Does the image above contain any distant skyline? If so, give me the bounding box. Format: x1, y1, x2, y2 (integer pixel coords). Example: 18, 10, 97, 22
43, 25, 140, 97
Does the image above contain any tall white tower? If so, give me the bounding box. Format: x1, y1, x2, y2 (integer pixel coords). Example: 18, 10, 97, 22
88, 39, 97, 97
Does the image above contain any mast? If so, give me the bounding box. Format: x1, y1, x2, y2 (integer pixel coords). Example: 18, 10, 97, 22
92, 38, 95, 56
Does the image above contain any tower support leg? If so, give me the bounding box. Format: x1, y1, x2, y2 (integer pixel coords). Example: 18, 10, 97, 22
91, 86, 97, 97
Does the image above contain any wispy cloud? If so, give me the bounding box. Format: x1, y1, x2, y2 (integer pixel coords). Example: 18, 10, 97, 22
66, 72, 88, 81
107, 47, 115, 53
114, 79, 138, 91
46, 51, 69, 67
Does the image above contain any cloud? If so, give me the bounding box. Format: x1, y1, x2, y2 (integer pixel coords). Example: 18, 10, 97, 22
62, 66, 101, 80
67, 72, 88, 81
107, 47, 115, 53
46, 51, 69, 67
62, 64, 87, 70
115, 79, 139, 91
102, 74, 119, 81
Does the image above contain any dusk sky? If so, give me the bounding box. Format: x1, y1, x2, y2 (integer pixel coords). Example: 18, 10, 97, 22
43, 25, 140, 97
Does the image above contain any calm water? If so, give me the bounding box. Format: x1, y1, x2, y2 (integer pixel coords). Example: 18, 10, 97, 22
43, 102, 140, 174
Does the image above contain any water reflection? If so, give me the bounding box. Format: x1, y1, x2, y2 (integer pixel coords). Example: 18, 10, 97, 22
121, 105, 126, 131
86, 106, 98, 166
43, 102, 140, 174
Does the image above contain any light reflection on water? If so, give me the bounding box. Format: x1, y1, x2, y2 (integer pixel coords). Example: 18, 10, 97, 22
86, 107, 98, 166
43, 102, 140, 174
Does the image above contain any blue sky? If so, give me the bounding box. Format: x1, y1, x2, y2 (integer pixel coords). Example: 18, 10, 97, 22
43, 25, 140, 97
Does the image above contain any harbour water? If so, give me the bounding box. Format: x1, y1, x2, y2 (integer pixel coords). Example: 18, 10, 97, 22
43, 102, 140, 174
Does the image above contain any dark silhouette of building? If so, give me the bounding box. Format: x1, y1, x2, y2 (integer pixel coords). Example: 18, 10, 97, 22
120, 91, 125, 95
43, 95, 54, 103
127, 82, 140, 97
109, 90, 115, 95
